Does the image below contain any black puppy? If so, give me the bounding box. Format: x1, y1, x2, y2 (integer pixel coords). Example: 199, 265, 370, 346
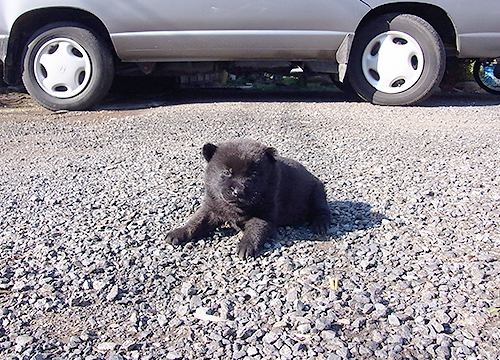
166, 139, 331, 258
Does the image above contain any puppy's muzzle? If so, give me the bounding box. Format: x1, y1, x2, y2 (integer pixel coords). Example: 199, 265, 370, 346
221, 185, 246, 204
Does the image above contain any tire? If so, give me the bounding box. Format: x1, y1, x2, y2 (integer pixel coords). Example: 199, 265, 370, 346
22, 23, 114, 111
348, 13, 445, 105
473, 59, 500, 95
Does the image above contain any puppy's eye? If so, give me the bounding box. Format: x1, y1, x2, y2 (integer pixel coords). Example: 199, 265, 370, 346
221, 169, 232, 178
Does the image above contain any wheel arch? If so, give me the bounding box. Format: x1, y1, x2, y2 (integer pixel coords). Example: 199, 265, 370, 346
4, 7, 116, 85
355, 3, 458, 57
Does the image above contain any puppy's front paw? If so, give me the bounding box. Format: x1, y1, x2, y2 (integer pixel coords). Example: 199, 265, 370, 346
165, 227, 191, 245
237, 239, 259, 259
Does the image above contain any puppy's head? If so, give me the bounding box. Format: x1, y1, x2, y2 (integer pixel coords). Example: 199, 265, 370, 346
203, 139, 277, 207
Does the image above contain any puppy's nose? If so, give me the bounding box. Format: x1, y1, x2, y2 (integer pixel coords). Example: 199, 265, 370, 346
231, 187, 244, 198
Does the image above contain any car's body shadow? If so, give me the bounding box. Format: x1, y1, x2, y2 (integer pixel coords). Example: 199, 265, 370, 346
97, 79, 500, 111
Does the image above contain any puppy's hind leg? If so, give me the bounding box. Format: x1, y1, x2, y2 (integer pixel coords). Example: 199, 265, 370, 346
309, 182, 331, 234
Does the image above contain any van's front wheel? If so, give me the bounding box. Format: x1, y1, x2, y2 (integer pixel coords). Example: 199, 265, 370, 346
22, 23, 114, 111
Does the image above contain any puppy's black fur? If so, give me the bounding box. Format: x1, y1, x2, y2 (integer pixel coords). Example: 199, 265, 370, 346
166, 139, 331, 258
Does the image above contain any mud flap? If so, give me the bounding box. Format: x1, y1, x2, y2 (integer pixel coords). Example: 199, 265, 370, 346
335, 33, 354, 82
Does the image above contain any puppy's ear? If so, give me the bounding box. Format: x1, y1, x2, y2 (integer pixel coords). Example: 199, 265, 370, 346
264, 147, 278, 163
203, 143, 218, 162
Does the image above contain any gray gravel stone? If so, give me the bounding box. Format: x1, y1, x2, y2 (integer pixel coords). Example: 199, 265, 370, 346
262, 331, 280, 344
97, 342, 118, 351
315, 317, 332, 331
279, 344, 293, 358
166, 351, 183, 359
15, 335, 34, 347
388, 314, 401, 326
463, 338, 476, 348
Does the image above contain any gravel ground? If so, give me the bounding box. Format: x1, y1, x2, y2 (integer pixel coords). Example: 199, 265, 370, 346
0, 89, 499, 360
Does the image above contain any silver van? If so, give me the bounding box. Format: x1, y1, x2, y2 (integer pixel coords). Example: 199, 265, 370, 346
1, 0, 499, 110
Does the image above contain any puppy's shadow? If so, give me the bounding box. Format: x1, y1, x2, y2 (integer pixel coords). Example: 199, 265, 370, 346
327, 201, 386, 239
209, 200, 385, 255
272, 200, 385, 250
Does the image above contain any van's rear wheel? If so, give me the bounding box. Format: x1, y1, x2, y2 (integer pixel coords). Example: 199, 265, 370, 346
348, 13, 445, 105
